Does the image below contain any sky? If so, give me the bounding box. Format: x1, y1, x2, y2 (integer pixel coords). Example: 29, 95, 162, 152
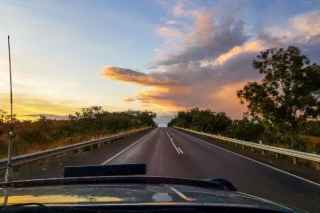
0, 0, 320, 123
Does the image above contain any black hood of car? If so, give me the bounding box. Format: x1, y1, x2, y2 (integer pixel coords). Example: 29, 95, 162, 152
0, 176, 294, 212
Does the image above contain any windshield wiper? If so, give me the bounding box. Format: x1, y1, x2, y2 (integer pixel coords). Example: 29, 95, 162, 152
2, 203, 47, 208
0, 203, 49, 213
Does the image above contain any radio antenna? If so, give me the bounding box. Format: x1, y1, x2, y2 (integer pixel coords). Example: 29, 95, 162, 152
4, 35, 14, 183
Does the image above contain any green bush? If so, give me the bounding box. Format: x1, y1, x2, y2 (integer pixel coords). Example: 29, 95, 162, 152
227, 118, 264, 142
301, 121, 320, 136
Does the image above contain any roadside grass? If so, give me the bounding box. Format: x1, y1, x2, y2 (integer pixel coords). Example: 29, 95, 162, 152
302, 135, 320, 154
265, 135, 320, 153
0, 132, 108, 159
304, 135, 320, 144
0, 128, 142, 159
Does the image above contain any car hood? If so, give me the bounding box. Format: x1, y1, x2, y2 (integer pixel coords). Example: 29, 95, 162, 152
0, 184, 293, 212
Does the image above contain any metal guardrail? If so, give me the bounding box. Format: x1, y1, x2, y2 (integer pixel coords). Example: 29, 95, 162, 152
0, 127, 151, 170
175, 127, 320, 165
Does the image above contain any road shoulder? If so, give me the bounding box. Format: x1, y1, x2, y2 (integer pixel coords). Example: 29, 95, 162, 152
173, 128, 320, 185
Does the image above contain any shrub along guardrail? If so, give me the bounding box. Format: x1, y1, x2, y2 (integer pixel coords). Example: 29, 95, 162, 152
175, 127, 320, 170
0, 127, 151, 170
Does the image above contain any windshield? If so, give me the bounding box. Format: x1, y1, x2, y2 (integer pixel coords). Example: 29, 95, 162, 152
0, 1, 320, 213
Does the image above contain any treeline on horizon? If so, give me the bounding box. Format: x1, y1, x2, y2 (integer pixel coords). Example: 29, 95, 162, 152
168, 108, 320, 153
169, 46, 320, 153
0, 106, 156, 157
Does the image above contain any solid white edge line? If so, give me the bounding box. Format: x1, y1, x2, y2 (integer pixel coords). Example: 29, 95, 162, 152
101, 129, 156, 165
174, 128, 320, 188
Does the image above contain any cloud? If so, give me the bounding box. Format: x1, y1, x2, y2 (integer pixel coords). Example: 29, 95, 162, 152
172, 1, 187, 17
261, 10, 320, 61
264, 14, 320, 43
102, 5, 320, 118
203, 40, 266, 66
153, 11, 248, 67
102, 66, 175, 86
289, 10, 320, 38
124, 97, 136, 102
166, 20, 179, 25
156, 26, 183, 39
210, 81, 248, 118
102, 55, 259, 116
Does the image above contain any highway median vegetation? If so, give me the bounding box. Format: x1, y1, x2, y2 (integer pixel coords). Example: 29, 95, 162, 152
0, 106, 156, 158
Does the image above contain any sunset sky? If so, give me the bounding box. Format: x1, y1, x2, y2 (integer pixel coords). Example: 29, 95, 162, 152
0, 0, 320, 122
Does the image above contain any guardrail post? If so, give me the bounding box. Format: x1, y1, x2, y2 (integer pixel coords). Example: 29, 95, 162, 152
314, 162, 320, 171
92, 144, 98, 150
41, 165, 48, 172
82, 146, 91, 152
292, 157, 297, 165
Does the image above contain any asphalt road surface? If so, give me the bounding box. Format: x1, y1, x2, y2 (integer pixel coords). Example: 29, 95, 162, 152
7, 127, 320, 212
104, 127, 320, 213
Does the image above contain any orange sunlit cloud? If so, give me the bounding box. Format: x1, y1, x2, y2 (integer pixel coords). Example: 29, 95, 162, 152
103, 66, 186, 113
118, 80, 249, 117
123, 97, 136, 102
207, 40, 265, 66
102, 64, 252, 117
136, 87, 186, 112
102, 66, 174, 87
212, 81, 249, 118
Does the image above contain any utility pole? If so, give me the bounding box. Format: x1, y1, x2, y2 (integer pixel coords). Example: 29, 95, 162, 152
5, 35, 14, 183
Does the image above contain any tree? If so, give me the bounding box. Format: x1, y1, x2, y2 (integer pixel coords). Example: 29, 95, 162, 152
0, 110, 7, 124
168, 108, 232, 134
237, 46, 320, 131
228, 117, 264, 142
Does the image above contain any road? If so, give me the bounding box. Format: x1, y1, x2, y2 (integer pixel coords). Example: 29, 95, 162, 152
8, 127, 320, 212
104, 127, 320, 213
